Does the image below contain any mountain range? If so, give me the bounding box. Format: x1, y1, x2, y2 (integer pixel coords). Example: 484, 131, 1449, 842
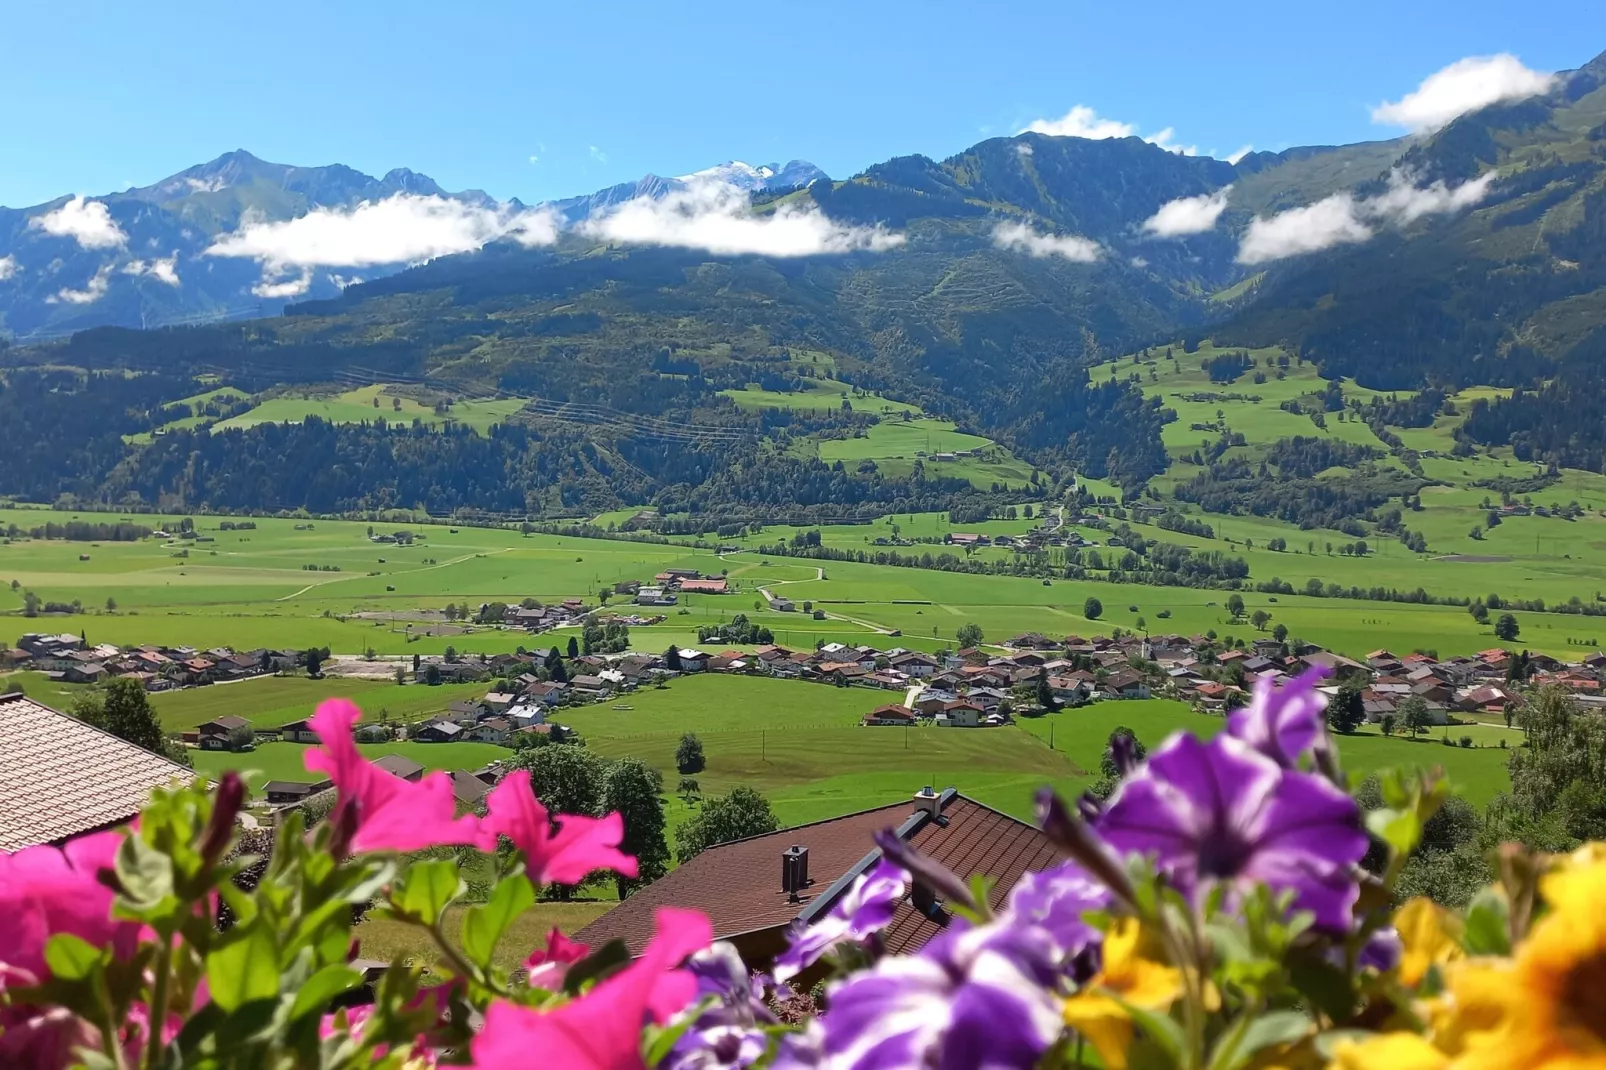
0, 154, 828, 341
6, 45, 1606, 514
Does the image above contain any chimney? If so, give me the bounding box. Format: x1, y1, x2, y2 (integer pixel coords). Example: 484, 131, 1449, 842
913, 785, 940, 818
782, 845, 810, 899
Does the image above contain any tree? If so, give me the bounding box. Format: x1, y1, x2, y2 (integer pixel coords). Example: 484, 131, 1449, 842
1494, 613, 1521, 642
305, 648, 324, 678
1327, 685, 1365, 735
444, 645, 459, 663
507, 744, 605, 817
393, 665, 407, 686
23, 591, 40, 617
603, 758, 670, 897
1225, 594, 1245, 619
105, 596, 117, 613
954, 622, 984, 648
677, 777, 701, 802
1272, 623, 1289, 644
1400, 696, 1433, 738
676, 733, 706, 774
567, 636, 580, 659
76, 678, 167, 755
1251, 610, 1271, 631
1083, 597, 1103, 620
675, 786, 778, 862
424, 663, 442, 686
664, 645, 682, 672
1380, 713, 1397, 737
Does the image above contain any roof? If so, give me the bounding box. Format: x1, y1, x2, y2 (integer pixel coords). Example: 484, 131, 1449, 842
574, 792, 1063, 959
0, 694, 193, 850
371, 753, 425, 779
449, 770, 492, 805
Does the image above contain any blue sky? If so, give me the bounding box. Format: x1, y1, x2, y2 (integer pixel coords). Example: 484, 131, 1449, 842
3, 0, 1602, 209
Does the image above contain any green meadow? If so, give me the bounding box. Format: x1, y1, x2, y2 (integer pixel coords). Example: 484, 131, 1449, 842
212, 384, 530, 433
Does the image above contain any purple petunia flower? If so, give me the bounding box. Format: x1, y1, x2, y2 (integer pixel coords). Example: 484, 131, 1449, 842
664, 943, 776, 1070
812, 919, 1063, 1070
1097, 732, 1367, 931
773, 859, 907, 985
1003, 861, 1108, 968
1226, 665, 1331, 767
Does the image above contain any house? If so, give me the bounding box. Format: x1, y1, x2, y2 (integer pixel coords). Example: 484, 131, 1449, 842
935, 700, 984, 727
277, 718, 321, 744
912, 688, 958, 716
263, 779, 333, 806
196, 715, 252, 751
412, 720, 465, 743
863, 703, 918, 726
678, 578, 729, 594
0, 693, 196, 849
1100, 669, 1151, 699
635, 587, 678, 607
63, 662, 108, 685
818, 662, 870, 685
371, 754, 425, 782
506, 704, 547, 728
573, 788, 1064, 972
472, 717, 514, 744
888, 652, 939, 678
964, 687, 1008, 713
448, 770, 492, 808
767, 596, 795, 613
676, 649, 711, 673
1046, 675, 1094, 705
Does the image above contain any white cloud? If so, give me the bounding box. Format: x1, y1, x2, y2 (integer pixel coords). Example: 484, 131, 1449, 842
28, 196, 127, 249
1366, 170, 1497, 224
579, 180, 903, 257
1225, 144, 1254, 165
1130, 256, 1149, 268
0, 255, 17, 281
1016, 142, 1034, 157
48, 264, 113, 304
589, 145, 608, 164
206, 194, 560, 275
1020, 105, 1196, 155
1373, 54, 1556, 132
1147, 128, 1198, 156
123, 255, 180, 286
528, 155, 541, 164
1143, 187, 1232, 237
252, 270, 312, 299
991, 221, 1101, 262
1236, 169, 1495, 264
1023, 105, 1136, 140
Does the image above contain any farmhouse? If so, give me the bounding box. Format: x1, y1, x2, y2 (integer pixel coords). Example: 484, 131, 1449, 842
678, 578, 729, 594
195, 715, 253, 751
574, 788, 1062, 973
277, 718, 320, 744
263, 779, 333, 805
370, 754, 425, 782
412, 720, 464, 743
863, 703, 918, 725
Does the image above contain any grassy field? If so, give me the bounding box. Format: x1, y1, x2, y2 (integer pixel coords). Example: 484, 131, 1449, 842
148, 675, 491, 730
191, 739, 511, 790
720, 381, 920, 416
353, 902, 613, 970
213, 385, 529, 433
0, 504, 1590, 661
799, 417, 1038, 490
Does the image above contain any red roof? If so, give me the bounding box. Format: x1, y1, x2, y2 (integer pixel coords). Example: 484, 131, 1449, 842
574, 794, 1063, 959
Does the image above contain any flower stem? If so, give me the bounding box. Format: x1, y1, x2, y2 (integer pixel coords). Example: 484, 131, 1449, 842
144, 938, 173, 1070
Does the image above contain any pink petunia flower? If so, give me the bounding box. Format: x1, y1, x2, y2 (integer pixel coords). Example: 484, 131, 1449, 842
526, 928, 591, 989
305, 699, 482, 854
471, 908, 713, 1070
0, 831, 141, 982
480, 771, 638, 885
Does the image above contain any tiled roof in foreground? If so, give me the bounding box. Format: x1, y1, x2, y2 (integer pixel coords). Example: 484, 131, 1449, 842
575, 790, 1064, 958
0, 693, 193, 850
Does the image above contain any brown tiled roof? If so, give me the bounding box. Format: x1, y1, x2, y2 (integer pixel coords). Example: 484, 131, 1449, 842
0, 694, 193, 850
574, 792, 1063, 959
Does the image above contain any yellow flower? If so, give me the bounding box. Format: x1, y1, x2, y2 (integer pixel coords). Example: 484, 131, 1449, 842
1062, 918, 1184, 1070
1328, 1032, 1449, 1070
1435, 860, 1606, 1069
1395, 897, 1464, 988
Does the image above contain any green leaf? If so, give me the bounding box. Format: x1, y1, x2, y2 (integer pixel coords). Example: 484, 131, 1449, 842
116, 831, 176, 911
206, 925, 280, 1011
1208, 1010, 1310, 1070
289, 964, 364, 1021
564, 939, 631, 994
395, 858, 464, 927
1109, 994, 1186, 1065
1462, 888, 1511, 956
461, 875, 536, 968
43, 933, 106, 982
1365, 807, 1421, 858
